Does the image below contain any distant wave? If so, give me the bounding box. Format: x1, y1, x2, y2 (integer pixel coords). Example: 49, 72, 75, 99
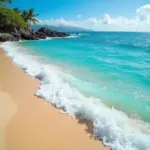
1, 42, 150, 150
67, 33, 90, 38
18, 35, 78, 42
115, 43, 150, 50
78, 33, 90, 36
46, 35, 80, 39
18, 33, 86, 42
46, 37, 52, 40
66, 34, 79, 38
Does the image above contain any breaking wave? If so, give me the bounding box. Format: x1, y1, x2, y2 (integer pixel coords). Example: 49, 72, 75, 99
1, 42, 150, 150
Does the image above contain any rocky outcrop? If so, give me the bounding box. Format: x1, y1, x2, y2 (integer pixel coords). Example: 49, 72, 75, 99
0, 27, 69, 42
0, 33, 16, 42
35, 31, 47, 39
36, 27, 69, 38
11, 32, 21, 41
35, 27, 69, 39
19, 29, 38, 40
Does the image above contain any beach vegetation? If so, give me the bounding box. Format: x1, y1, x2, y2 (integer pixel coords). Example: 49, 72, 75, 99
21, 9, 39, 25
13, 7, 21, 14
21, 10, 29, 22
26, 8, 39, 25
0, 8, 29, 31
0, 0, 39, 32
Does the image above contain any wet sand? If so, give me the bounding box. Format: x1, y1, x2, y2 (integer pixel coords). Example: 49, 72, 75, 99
0, 47, 108, 150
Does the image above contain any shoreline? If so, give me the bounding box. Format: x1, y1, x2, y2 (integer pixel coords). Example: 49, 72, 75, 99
0, 46, 108, 150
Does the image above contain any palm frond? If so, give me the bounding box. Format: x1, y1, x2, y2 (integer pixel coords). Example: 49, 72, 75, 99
13, 8, 21, 14
31, 18, 39, 25
25, 8, 39, 26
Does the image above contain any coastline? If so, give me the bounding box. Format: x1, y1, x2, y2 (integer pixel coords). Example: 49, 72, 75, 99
0, 46, 108, 150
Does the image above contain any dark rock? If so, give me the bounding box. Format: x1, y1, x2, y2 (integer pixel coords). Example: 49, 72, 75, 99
37, 27, 49, 33
0, 27, 69, 42
12, 28, 18, 34
11, 32, 21, 41
36, 27, 69, 38
19, 29, 32, 40
19, 29, 38, 40
35, 31, 46, 39
0, 33, 16, 42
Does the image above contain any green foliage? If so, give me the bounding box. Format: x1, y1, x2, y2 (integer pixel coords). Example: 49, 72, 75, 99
13, 7, 21, 14
21, 9, 39, 25
21, 10, 28, 22
0, 8, 29, 30
0, 0, 39, 30
26, 8, 39, 25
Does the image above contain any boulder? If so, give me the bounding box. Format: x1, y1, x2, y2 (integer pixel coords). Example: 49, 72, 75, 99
0, 27, 69, 42
11, 32, 21, 41
0, 33, 16, 42
36, 27, 69, 38
37, 27, 51, 33
35, 31, 46, 39
19, 29, 32, 40
19, 29, 38, 40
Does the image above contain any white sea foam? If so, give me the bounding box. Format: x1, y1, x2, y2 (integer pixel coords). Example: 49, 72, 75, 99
47, 35, 79, 39
67, 33, 89, 38
18, 34, 80, 43
67, 34, 79, 38
46, 37, 52, 40
1, 42, 150, 150
78, 33, 90, 36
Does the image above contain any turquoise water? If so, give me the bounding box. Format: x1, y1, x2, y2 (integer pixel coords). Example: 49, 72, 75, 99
22, 32, 150, 122
2, 32, 150, 150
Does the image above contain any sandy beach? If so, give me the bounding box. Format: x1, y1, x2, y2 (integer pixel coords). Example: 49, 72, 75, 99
0, 46, 108, 150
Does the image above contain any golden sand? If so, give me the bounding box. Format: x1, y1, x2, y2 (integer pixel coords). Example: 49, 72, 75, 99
0, 47, 108, 150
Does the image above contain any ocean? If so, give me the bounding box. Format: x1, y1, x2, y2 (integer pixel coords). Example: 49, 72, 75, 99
1, 32, 150, 150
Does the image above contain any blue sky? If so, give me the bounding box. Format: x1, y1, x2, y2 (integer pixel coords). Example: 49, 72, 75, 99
8, 0, 150, 31
9, 0, 149, 19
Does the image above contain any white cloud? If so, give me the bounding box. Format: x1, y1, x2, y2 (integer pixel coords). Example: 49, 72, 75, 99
39, 18, 79, 27
137, 4, 150, 23
38, 4, 150, 31
102, 14, 112, 25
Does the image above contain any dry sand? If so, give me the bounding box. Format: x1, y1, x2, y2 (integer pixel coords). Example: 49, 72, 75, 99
0, 47, 108, 150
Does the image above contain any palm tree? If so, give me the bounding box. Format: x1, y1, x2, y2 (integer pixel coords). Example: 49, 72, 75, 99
21, 10, 28, 22
13, 7, 21, 14
26, 8, 39, 25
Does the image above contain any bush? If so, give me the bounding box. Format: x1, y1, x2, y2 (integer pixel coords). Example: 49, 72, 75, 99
0, 8, 29, 31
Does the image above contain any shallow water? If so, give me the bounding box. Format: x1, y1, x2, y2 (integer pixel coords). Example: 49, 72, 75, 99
22, 32, 150, 121
1, 32, 150, 150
